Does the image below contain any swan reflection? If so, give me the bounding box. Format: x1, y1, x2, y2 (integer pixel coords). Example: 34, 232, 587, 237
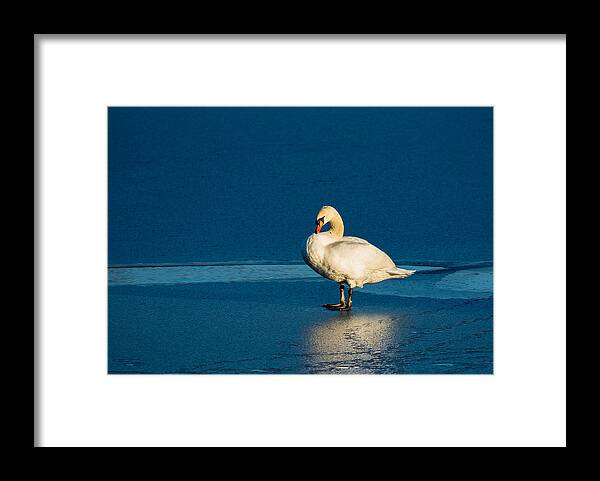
305, 311, 406, 373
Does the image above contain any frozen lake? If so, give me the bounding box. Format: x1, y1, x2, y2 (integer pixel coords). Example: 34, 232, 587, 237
109, 262, 493, 374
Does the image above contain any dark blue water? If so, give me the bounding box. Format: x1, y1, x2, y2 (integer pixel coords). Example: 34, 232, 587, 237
108, 107, 493, 374
109, 107, 492, 265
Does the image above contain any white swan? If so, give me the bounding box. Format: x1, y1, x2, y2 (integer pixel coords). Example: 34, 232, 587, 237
303, 205, 415, 310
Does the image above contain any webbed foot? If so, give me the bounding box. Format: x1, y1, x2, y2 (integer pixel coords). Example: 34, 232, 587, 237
322, 303, 345, 310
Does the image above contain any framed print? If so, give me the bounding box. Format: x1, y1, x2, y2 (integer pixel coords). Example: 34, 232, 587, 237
35, 34, 566, 447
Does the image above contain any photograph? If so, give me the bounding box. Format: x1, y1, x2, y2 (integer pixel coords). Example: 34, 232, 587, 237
36, 34, 566, 447
108, 106, 493, 374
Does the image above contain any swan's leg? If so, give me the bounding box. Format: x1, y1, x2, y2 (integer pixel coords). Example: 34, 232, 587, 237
323, 284, 346, 309
339, 288, 353, 311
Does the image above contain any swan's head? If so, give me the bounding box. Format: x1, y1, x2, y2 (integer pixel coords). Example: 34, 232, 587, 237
314, 205, 340, 234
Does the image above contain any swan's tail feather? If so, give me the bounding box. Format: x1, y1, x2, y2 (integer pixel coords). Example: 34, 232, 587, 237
388, 267, 416, 278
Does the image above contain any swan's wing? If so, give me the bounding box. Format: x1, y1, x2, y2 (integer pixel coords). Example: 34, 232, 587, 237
339, 236, 371, 245
325, 238, 396, 279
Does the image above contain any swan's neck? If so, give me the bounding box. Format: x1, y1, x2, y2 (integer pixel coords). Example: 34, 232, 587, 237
328, 212, 344, 239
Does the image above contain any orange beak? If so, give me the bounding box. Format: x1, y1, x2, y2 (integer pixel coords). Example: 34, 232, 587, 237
315, 220, 323, 234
